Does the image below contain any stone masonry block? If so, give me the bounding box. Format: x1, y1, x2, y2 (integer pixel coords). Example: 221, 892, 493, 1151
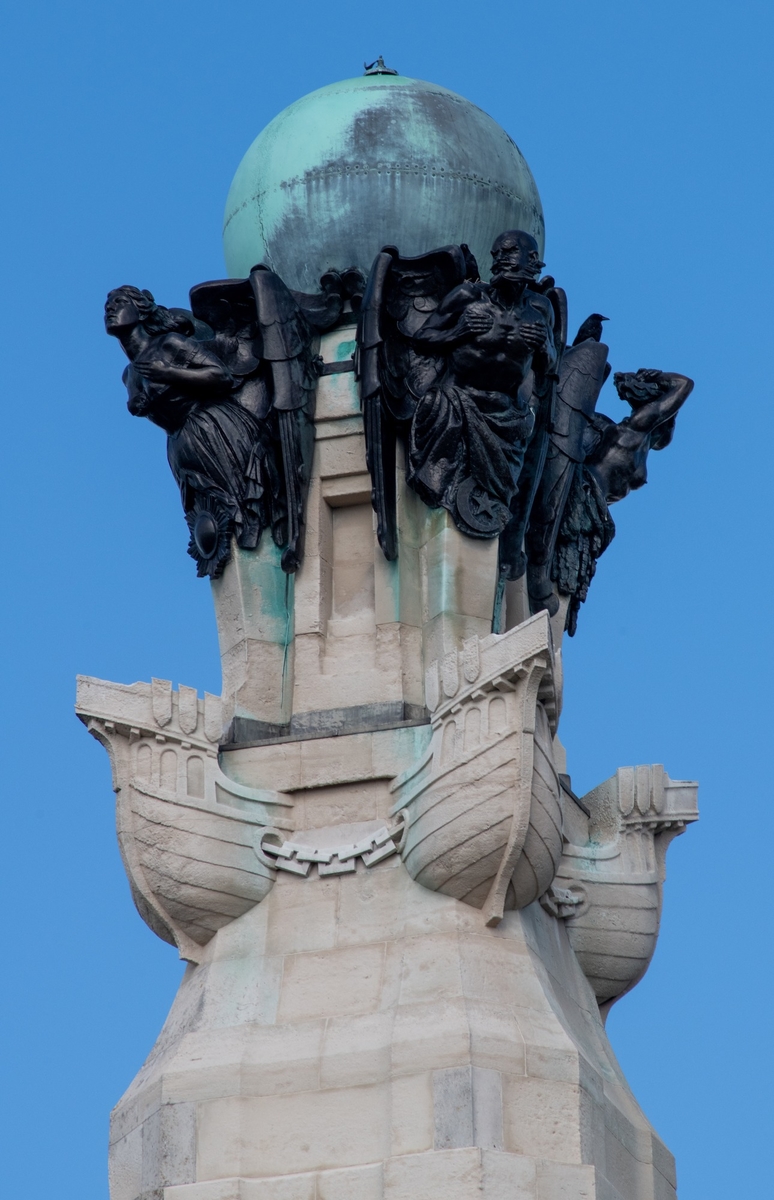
465, 999, 527, 1076
291, 779, 388, 829
652, 1167, 678, 1200
220, 741, 304, 793
471, 1068, 505, 1151
298, 734, 374, 789
480, 1148, 537, 1197
651, 1132, 677, 1187
535, 1161, 596, 1200
197, 953, 283, 1033
141, 1102, 196, 1191
317, 433, 368, 479
384, 1148, 484, 1200
390, 1073, 434, 1156
293, 557, 332, 638
525, 1043, 578, 1084
397, 932, 464, 1005
239, 1021, 326, 1097
109, 1079, 164, 1147
277, 944, 386, 1023
335, 866, 406, 947
502, 1075, 582, 1163
197, 1086, 389, 1179
165, 1183, 243, 1200
159, 1055, 243, 1108
433, 1066, 474, 1149
603, 1124, 652, 1200
316, 1161, 384, 1200
265, 891, 338, 956
424, 525, 498, 623
109, 1124, 142, 1200
432, 1066, 503, 1152
212, 542, 293, 650
390, 998, 472, 1075
320, 1010, 394, 1089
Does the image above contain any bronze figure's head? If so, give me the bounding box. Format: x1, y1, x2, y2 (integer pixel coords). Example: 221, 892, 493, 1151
105, 285, 192, 337
490, 230, 545, 285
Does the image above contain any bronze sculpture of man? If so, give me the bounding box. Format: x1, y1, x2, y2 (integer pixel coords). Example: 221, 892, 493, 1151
406, 230, 559, 537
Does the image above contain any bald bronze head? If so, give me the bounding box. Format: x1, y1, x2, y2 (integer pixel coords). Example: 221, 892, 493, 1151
490, 230, 545, 287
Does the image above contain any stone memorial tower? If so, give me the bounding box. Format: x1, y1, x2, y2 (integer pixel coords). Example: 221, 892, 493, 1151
82, 64, 698, 1200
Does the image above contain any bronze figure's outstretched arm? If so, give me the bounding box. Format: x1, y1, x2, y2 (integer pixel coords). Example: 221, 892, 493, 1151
552, 366, 694, 636
588, 369, 694, 503
623, 371, 693, 442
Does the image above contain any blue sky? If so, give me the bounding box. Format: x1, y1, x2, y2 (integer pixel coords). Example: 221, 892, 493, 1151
0, 2, 771, 1196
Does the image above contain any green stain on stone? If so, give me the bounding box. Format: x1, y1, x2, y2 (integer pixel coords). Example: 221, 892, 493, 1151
335, 339, 357, 361
232, 540, 294, 645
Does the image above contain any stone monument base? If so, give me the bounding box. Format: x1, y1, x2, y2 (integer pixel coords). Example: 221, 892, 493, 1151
109, 856, 676, 1200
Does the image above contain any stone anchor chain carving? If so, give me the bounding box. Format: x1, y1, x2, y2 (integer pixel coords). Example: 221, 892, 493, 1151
105, 266, 364, 578
257, 814, 407, 878
357, 229, 694, 632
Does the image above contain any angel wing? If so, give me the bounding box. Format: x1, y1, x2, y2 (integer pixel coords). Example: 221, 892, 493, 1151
189, 277, 269, 415
191, 270, 319, 572
495, 279, 568, 594
289, 267, 365, 331
552, 463, 615, 636
357, 245, 472, 559
534, 276, 568, 366
248, 265, 322, 572
522, 334, 611, 613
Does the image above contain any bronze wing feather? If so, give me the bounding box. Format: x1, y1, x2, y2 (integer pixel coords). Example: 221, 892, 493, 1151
250, 265, 319, 572
356, 244, 470, 559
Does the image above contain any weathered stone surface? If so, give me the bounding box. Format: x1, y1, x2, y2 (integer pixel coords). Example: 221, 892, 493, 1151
105, 865, 679, 1199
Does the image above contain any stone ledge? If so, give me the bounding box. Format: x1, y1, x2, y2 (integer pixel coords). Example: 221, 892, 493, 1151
222, 702, 429, 749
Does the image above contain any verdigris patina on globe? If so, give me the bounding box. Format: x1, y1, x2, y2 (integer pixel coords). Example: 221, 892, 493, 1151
223, 71, 544, 290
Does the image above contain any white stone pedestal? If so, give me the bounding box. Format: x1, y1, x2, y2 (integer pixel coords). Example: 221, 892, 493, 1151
109, 858, 677, 1200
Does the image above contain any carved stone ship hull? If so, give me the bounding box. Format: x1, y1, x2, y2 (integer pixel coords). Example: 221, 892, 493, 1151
392, 613, 562, 923
560, 838, 663, 1009
547, 765, 699, 1013
123, 775, 278, 949
76, 676, 292, 963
